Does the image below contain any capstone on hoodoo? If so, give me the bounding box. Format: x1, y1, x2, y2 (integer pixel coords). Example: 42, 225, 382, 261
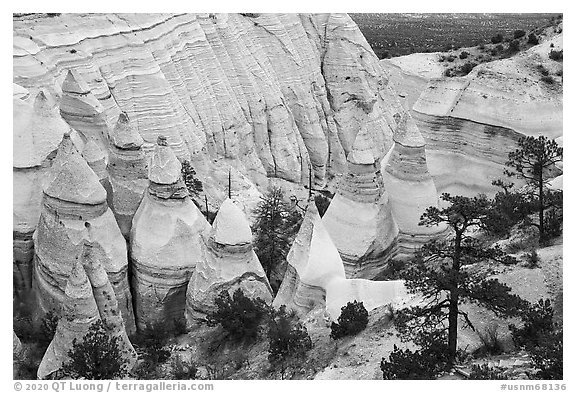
130, 136, 210, 330
186, 198, 273, 325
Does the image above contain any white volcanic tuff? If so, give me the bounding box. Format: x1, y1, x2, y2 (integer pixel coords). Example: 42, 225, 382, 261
382, 114, 448, 256
274, 202, 407, 319
33, 134, 135, 334
13, 92, 69, 294
37, 250, 137, 380
319, 13, 404, 163
79, 241, 137, 368
59, 70, 111, 157
130, 140, 211, 330
107, 113, 148, 238
323, 125, 399, 279
186, 198, 273, 324
274, 202, 345, 315
37, 260, 100, 379
13, 13, 398, 191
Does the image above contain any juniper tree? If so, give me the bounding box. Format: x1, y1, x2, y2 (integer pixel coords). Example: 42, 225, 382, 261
61, 320, 129, 379
382, 193, 528, 374
504, 135, 563, 241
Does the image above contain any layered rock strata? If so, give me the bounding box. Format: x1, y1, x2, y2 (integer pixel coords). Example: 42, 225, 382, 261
323, 126, 399, 279
186, 198, 273, 324
13, 13, 411, 193
273, 202, 346, 316
33, 133, 135, 334
274, 201, 407, 319
131, 137, 210, 330
382, 114, 448, 257
107, 112, 148, 238
59, 70, 111, 157
13, 91, 69, 295
37, 252, 137, 380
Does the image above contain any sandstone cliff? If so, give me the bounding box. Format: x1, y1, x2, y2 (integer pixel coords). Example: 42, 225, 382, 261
13, 13, 412, 197
381, 30, 563, 196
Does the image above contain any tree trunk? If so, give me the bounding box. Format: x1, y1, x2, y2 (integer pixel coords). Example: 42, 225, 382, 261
539, 170, 545, 239
448, 230, 462, 364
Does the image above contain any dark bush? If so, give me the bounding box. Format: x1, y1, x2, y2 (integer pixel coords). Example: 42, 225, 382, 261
549, 49, 563, 61
267, 305, 312, 379
131, 322, 180, 379
459, 51, 469, 59
171, 357, 198, 380
381, 331, 450, 379
446, 55, 456, 62
207, 289, 269, 342
495, 44, 504, 52
542, 207, 562, 242
508, 40, 520, 53
491, 33, 503, 44
509, 299, 555, 350
181, 160, 203, 198
482, 185, 534, 237
513, 30, 526, 39
525, 249, 540, 269
529, 327, 563, 379
528, 33, 539, 45
468, 364, 507, 380
478, 44, 485, 50
475, 324, 504, 356
540, 75, 555, 85
61, 320, 129, 379
330, 301, 369, 339
459, 62, 477, 75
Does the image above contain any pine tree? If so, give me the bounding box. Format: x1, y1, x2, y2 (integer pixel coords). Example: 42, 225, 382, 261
384, 193, 528, 372
504, 135, 563, 241
252, 187, 302, 291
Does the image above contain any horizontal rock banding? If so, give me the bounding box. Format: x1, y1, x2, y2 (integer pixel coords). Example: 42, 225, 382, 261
33, 133, 135, 334
186, 198, 272, 324
323, 125, 399, 279
13, 91, 69, 295
131, 137, 210, 330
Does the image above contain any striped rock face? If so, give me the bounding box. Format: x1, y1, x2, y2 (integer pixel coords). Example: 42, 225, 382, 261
13, 13, 410, 196
107, 112, 148, 238
130, 138, 211, 331
186, 198, 272, 325
382, 114, 449, 258
33, 133, 135, 334
323, 125, 399, 279
13, 91, 69, 296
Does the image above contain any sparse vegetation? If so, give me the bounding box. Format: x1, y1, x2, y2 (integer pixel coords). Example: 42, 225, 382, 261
267, 306, 312, 379
528, 33, 539, 45
252, 186, 303, 291
475, 324, 504, 356
549, 49, 563, 62
513, 29, 526, 39
491, 33, 504, 44
540, 75, 554, 85
61, 320, 129, 379
468, 364, 507, 380
207, 289, 270, 343
330, 301, 369, 340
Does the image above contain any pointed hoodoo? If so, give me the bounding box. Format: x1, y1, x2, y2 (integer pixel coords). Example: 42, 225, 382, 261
37, 260, 100, 379
34, 133, 135, 334
59, 69, 109, 156
79, 241, 138, 370
273, 201, 346, 316
13, 91, 69, 296
130, 136, 210, 331
323, 124, 399, 279
186, 198, 273, 325
382, 113, 448, 257
107, 112, 148, 238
